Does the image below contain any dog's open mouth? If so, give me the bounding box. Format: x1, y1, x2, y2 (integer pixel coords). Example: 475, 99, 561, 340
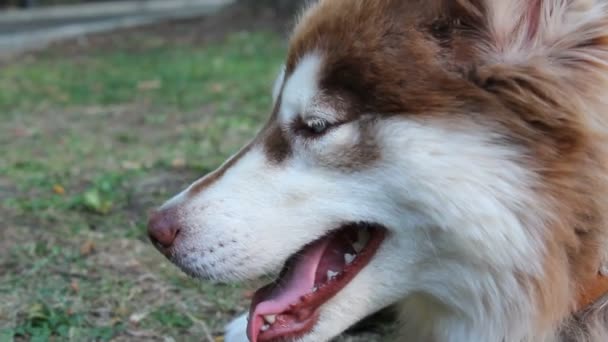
247, 223, 386, 342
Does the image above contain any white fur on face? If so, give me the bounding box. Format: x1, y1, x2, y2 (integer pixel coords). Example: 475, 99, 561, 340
161, 54, 547, 341
372, 119, 548, 342
165, 117, 543, 341
278, 53, 324, 124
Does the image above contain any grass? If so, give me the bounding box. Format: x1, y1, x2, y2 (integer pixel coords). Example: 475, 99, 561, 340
0, 28, 286, 341
0, 32, 280, 113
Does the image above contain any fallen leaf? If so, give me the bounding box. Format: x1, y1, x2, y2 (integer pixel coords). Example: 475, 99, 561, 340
215, 337, 225, 342
171, 158, 186, 169
83, 189, 102, 210
210, 83, 225, 93
115, 306, 129, 317
80, 240, 95, 256
126, 258, 141, 268
137, 79, 162, 91
70, 279, 79, 293
53, 184, 66, 195
27, 303, 49, 321
13, 127, 32, 138
129, 311, 149, 324
121, 160, 142, 170
83, 188, 112, 215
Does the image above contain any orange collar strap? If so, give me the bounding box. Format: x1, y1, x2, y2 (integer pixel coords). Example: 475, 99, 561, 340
576, 272, 608, 312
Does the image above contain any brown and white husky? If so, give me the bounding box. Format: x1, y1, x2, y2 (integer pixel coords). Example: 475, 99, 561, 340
148, 0, 608, 341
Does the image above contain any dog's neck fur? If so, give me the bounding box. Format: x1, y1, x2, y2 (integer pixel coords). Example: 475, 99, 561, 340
398, 272, 608, 342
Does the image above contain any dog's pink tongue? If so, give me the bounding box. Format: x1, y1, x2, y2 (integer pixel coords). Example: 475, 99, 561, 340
247, 238, 332, 342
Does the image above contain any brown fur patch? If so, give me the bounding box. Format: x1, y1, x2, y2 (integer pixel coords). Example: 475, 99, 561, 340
263, 122, 292, 163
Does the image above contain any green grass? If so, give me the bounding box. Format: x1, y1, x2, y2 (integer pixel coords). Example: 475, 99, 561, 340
0, 32, 282, 113
0, 29, 285, 341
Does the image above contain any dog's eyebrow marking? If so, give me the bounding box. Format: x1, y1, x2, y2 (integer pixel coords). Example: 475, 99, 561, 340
279, 53, 323, 125
186, 141, 254, 197
263, 122, 291, 163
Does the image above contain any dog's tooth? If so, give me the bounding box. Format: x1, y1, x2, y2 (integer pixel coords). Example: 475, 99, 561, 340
352, 241, 364, 253
312, 285, 319, 293
263, 315, 276, 325
261, 324, 270, 332
344, 253, 356, 265
327, 270, 339, 281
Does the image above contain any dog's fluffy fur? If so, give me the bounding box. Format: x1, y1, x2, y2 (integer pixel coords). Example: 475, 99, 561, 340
153, 0, 608, 341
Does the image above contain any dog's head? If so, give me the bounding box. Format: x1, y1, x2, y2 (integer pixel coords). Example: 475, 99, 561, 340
149, 1, 608, 341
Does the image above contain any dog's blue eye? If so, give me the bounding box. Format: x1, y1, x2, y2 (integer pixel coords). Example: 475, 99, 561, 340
293, 116, 334, 137
306, 118, 329, 135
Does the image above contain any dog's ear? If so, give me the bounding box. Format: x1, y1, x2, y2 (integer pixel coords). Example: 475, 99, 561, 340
468, 0, 608, 143
479, 0, 601, 59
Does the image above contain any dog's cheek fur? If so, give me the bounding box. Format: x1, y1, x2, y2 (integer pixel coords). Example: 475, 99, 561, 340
375, 118, 551, 342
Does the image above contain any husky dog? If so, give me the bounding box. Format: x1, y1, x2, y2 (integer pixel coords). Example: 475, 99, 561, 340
149, 1, 608, 341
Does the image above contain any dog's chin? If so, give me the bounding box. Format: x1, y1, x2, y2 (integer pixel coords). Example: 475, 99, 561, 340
244, 223, 387, 342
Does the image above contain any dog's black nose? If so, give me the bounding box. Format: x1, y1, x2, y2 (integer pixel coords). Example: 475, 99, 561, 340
148, 209, 180, 249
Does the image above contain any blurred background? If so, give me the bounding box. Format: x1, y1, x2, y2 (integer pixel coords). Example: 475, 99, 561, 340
0, 0, 317, 341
